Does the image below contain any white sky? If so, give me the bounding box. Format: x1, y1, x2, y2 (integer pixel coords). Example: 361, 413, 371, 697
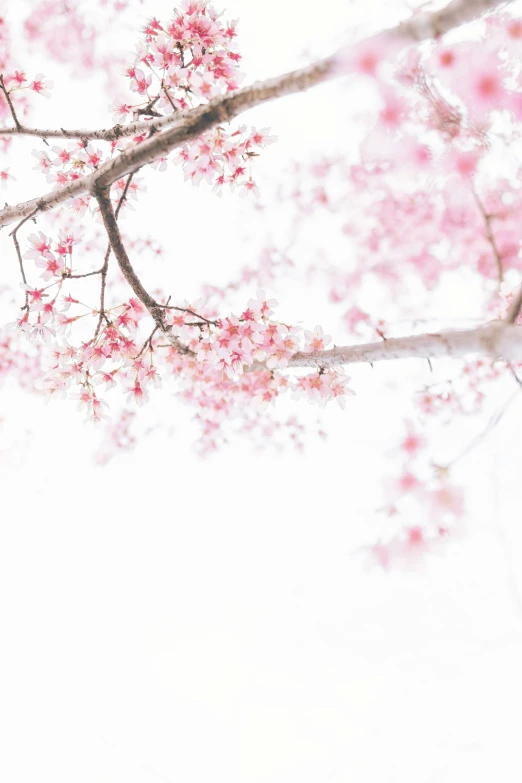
2, 1, 522, 781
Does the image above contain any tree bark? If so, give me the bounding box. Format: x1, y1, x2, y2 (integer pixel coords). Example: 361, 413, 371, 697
287, 323, 522, 368
0, 0, 510, 229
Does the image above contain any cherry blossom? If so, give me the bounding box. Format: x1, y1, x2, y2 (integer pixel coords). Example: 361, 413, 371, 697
0, 0, 520, 571
30, 73, 54, 98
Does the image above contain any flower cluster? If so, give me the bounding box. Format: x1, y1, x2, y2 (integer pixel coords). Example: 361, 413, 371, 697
23, 0, 135, 92
177, 125, 276, 193
364, 420, 466, 570
2, 70, 54, 101
111, 1, 275, 193
126, 1, 242, 112
12, 223, 355, 437
4, 0, 522, 570
292, 368, 354, 409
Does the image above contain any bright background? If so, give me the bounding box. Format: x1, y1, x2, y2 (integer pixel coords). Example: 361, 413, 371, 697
1, 1, 522, 781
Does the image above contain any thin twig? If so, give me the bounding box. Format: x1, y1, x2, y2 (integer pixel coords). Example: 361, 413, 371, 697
162, 86, 177, 113
156, 302, 218, 326
506, 283, 522, 324
133, 95, 161, 119
447, 388, 520, 468
473, 189, 503, 284
0, 74, 22, 130
509, 363, 522, 389
63, 268, 103, 280
93, 173, 136, 339
9, 209, 39, 308
134, 324, 160, 359
95, 185, 194, 358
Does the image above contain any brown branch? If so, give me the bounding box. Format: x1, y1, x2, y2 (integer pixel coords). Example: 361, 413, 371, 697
134, 324, 161, 359
158, 320, 522, 373
0, 0, 510, 232
506, 283, 522, 324
162, 86, 177, 113
473, 190, 503, 283
64, 268, 103, 280
9, 209, 38, 308
156, 303, 218, 326
0, 0, 508, 145
95, 186, 194, 358
133, 95, 162, 120
94, 173, 136, 339
0, 74, 22, 130
95, 187, 166, 319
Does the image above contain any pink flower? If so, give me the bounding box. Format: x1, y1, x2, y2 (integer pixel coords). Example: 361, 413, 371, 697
27, 320, 55, 343
72, 389, 94, 413
0, 168, 14, 188
303, 325, 331, 352
78, 145, 103, 168
126, 382, 148, 406
189, 72, 218, 99
94, 372, 117, 391
11, 71, 27, 86
399, 420, 426, 458
31, 73, 54, 98
142, 365, 162, 389
112, 102, 133, 122
129, 68, 152, 94
443, 148, 481, 180
25, 232, 54, 261
32, 150, 52, 173
343, 307, 370, 332
35, 255, 62, 280
334, 33, 402, 79
378, 87, 407, 130
250, 127, 277, 147
433, 42, 508, 121
239, 178, 260, 198
428, 485, 465, 522
247, 290, 278, 320
52, 146, 72, 166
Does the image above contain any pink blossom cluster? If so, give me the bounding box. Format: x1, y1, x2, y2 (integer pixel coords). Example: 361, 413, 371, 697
22, 0, 137, 92
0, 14, 54, 177
3, 1, 522, 568
31, 142, 107, 210
230, 9, 522, 564
13, 226, 355, 443
292, 368, 354, 409
365, 421, 466, 570
124, 1, 242, 113
0, 330, 43, 392
93, 408, 138, 465
416, 359, 506, 420
176, 125, 276, 193
110, 1, 275, 193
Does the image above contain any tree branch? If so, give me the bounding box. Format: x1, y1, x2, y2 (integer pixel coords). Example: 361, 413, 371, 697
0, 0, 510, 231
95, 188, 167, 323
286, 322, 522, 368
506, 283, 522, 323
473, 190, 503, 284
93, 173, 135, 338
0, 74, 22, 130
94, 187, 192, 355
9, 208, 38, 308
0, 0, 507, 144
